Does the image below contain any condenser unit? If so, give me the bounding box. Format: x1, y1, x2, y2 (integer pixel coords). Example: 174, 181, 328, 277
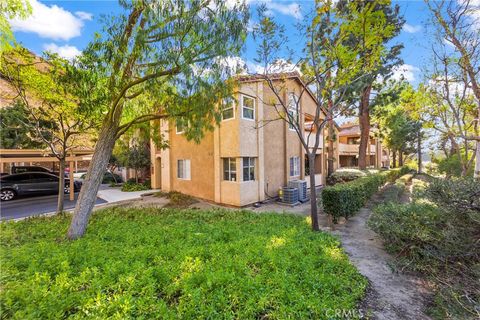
288, 180, 309, 202
280, 187, 299, 205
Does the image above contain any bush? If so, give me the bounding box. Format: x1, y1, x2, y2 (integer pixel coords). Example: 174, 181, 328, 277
327, 169, 368, 185
121, 181, 150, 192
0, 208, 367, 319
322, 173, 385, 220
369, 177, 480, 319
321, 168, 410, 220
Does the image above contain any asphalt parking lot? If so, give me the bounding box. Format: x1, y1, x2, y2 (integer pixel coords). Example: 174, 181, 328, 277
0, 193, 107, 221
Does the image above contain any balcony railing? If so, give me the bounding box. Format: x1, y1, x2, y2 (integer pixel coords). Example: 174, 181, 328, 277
339, 143, 376, 154
304, 133, 323, 149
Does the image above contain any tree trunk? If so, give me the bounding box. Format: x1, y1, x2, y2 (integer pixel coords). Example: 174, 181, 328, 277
135, 169, 138, 183
327, 119, 335, 177
399, 150, 404, 167
474, 141, 480, 179
308, 153, 319, 231
417, 130, 422, 174
67, 120, 119, 239
392, 150, 397, 168
358, 84, 372, 170
56, 158, 65, 214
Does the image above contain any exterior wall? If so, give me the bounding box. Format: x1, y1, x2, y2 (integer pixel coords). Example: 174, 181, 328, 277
151, 76, 328, 206
164, 121, 216, 201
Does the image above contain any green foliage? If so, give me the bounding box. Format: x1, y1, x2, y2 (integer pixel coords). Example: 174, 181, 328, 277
424, 177, 480, 223
322, 167, 409, 220
434, 153, 474, 177
0, 0, 31, 53
369, 177, 480, 319
327, 168, 368, 185
0, 102, 47, 149
118, 142, 151, 182
0, 208, 367, 318
121, 181, 150, 192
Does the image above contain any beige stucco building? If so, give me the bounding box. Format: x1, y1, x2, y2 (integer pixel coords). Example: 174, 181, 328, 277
338, 122, 389, 168
150, 73, 333, 206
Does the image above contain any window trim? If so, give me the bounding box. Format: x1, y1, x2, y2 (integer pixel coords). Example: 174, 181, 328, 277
290, 156, 300, 177
242, 157, 255, 182
177, 159, 191, 180
176, 119, 186, 135
241, 94, 255, 121
288, 92, 299, 131
223, 157, 237, 182
221, 98, 235, 121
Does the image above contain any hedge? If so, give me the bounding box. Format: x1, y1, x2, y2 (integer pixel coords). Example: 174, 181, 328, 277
321, 167, 410, 220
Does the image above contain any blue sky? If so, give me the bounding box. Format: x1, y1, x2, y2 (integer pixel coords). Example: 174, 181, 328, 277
11, 0, 437, 86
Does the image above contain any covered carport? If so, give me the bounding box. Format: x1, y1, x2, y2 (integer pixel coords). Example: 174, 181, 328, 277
0, 149, 93, 201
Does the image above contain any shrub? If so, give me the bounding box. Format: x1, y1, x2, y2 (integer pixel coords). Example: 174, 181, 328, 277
321, 168, 410, 220
369, 177, 480, 319
0, 208, 367, 319
322, 173, 386, 220
121, 181, 150, 192
327, 169, 367, 185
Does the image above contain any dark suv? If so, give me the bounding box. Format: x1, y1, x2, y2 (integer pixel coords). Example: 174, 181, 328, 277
0, 172, 82, 201
11, 165, 54, 174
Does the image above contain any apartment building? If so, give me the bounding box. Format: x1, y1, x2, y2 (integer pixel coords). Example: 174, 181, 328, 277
338, 122, 389, 168
150, 72, 331, 206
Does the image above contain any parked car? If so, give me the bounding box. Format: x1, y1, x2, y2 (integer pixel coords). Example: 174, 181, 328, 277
73, 170, 88, 179
11, 165, 54, 174
0, 172, 82, 201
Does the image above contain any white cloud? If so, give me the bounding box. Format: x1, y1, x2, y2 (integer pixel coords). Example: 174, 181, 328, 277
391, 64, 420, 83
247, 59, 300, 74
9, 0, 92, 41
43, 43, 81, 60
402, 23, 421, 33
262, 1, 302, 19
75, 11, 93, 21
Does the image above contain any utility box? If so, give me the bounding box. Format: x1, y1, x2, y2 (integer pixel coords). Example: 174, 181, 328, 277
288, 180, 309, 202
280, 187, 299, 205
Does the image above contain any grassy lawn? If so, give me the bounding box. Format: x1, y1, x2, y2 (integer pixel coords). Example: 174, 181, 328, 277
0, 208, 367, 319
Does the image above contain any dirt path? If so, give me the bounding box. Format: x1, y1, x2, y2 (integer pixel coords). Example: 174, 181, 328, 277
325, 186, 432, 320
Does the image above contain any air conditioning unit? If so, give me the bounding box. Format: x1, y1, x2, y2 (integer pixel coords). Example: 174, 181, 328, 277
280, 187, 299, 205
288, 180, 309, 202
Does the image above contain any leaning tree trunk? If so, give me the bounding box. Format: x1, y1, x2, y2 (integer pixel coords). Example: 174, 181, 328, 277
67, 120, 119, 239
56, 158, 66, 214
307, 153, 319, 231
358, 84, 372, 170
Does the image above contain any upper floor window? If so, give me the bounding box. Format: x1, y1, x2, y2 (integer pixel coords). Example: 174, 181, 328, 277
290, 156, 300, 177
177, 159, 191, 180
176, 119, 187, 134
221, 97, 235, 120
288, 93, 299, 130
223, 158, 237, 181
242, 157, 255, 181
241, 95, 255, 120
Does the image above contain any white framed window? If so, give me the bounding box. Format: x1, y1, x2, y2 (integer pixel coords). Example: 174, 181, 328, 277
241, 95, 255, 120
290, 156, 300, 177
221, 97, 235, 120
177, 159, 191, 180
242, 157, 255, 181
176, 119, 187, 134
223, 158, 237, 181
288, 93, 299, 130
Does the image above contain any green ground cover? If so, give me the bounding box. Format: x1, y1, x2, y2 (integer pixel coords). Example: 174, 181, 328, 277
0, 208, 367, 319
